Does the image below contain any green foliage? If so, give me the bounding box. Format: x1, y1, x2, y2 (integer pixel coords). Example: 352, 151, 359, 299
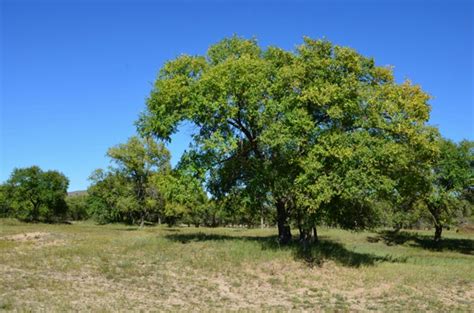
137, 36, 437, 241
0, 184, 11, 217
107, 136, 171, 181
87, 136, 171, 225
87, 169, 139, 224
151, 167, 208, 227
421, 139, 473, 241
4, 166, 69, 222
65, 193, 90, 220
87, 136, 210, 226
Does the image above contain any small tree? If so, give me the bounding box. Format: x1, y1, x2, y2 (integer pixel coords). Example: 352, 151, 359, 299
87, 169, 130, 224
107, 136, 171, 226
87, 137, 171, 226
5, 166, 69, 222
423, 139, 473, 242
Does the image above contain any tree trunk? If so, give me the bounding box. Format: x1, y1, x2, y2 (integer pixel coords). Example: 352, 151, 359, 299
434, 224, 443, 243
299, 225, 318, 248
298, 224, 305, 241
260, 215, 264, 229
276, 198, 291, 244
312, 226, 318, 243
139, 208, 148, 228
429, 205, 443, 243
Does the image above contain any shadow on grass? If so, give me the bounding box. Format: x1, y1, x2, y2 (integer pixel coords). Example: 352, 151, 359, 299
165, 232, 405, 268
375, 230, 473, 255
111, 227, 140, 231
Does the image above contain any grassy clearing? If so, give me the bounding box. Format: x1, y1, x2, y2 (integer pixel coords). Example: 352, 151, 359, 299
0, 219, 473, 311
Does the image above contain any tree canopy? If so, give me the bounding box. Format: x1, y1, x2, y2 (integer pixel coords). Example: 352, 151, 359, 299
4, 166, 69, 222
137, 36, 438, 242
86, 136, 209, 226
422, 139, 473, 241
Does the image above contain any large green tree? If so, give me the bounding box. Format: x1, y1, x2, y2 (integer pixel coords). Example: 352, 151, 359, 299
138, 36, 437, 243
4, 166, 69, 222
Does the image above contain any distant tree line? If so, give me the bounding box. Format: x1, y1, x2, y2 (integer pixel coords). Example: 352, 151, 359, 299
0, 37, 473, 243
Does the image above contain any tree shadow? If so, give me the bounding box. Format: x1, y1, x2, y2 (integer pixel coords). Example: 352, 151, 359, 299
165, 232, 405, 268
375, 230, 474, 255
110, 227, 140, 231
17, 218, 72, 225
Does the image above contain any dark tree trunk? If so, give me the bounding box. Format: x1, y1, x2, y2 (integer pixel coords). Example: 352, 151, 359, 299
429, 205, 443, 243
312, 226, 318, 243
298, 224, 305, 241
276, 198, 291, 244
299, 225, 318, 250
434, 224, 443, 243
139, 208, 149, 228
297, 211, 305, 241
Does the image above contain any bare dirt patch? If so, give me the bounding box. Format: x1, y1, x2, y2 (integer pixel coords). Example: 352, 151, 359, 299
1, 232, 65, 247
3, 232, 50, 241
458, 223, 474, 234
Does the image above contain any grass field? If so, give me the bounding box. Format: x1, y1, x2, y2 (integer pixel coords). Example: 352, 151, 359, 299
0, 219, 473, 311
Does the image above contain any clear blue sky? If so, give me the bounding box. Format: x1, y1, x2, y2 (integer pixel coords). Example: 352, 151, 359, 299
1, 0, 473, 191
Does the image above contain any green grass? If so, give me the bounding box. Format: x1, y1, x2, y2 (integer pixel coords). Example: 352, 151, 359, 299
0, 218, 473, 311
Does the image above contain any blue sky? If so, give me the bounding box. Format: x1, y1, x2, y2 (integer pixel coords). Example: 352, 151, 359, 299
1, 0, 473, 191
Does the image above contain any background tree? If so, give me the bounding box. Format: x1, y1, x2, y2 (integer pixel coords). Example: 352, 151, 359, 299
87, 169, 131, 224
0, 184, 12, 217
421, 139, 473, 242
65, 192, 90, 220
106, 136, 171, 226
87, 136, 174, 225
4, 166, 69, 222
138, 36, 437, 243
151, 168, 208, 227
